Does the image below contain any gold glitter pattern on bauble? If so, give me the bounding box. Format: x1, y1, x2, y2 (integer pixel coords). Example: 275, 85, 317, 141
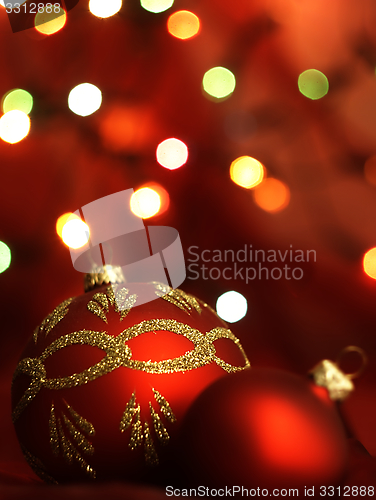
149, 403, 170, 443
120, 390, 174, 464
129, 405, 143, 450
87, 285, 137, 323
50, 402, 96, 479
33, 298, 74, 344
144, 422, 158, 466
153, 389, 177, 423
119, 391, 137, 431
13, 319, 249, 422
154, 283, 202, 315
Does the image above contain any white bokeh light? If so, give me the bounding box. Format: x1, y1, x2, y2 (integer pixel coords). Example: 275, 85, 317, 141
61, 218, 90, 249
68, 83, 102, 117
216, 291, 248, 323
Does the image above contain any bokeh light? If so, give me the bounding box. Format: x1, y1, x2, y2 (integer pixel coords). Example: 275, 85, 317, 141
89, 0, 122, 18
35, 7, 67, 35
230, 156, 265, 189
216, 291, 248, 323
167, 10, 200, 40
364, 155, 376, 187
61, 217, 90, 249
141, 0, 174, 14
156, 138, 188, 170
253, 178, 290, 213
0, 241, 11, 274
298, 69, 329, 100
363, 248, 376, 280
140, 183, 170, 215
68, 83, 102, 117
130, 188, 161, 219
203, 67, 236, 100
2, 89, 33, 115
0, 110, 31, 144
56, 212, 81, 239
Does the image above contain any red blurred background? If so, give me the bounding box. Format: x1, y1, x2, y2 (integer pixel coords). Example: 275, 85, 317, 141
1, 0, 376, 494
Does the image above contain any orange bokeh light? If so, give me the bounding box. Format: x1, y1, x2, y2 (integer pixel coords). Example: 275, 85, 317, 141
253, 178, 290, 213
167, 10, 200, 40
56, 213, 80, 239
139, 182, 170, 215
363, 247, 376, 280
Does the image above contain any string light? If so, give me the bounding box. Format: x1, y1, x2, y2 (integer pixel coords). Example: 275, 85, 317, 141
61, 218, 90, 249
139, 183, 170, 215
2, 89, 33, 115
230, 156, 265, 189
140, 0, 174, 14
363, 248, 376, 280
253, 178, 290, 213
156, 138, 188, 170
0, 110, 30, 144
216, 291, 248, 323
203, 67, 236, 100
68, 83, 102, 117
0, 241, 11, 274
89, 0, 122, 18
298, 69, 329, 100
130, 188, 161, 219
35, 6, 67, 35
167, 10, 200, 40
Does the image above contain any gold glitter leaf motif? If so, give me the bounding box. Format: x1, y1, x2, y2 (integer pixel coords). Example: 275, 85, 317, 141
154, 283, 202, 315
87, 285, 137, 323
12, 319, 249, 422
33, 298, 74, 344
49, 401, 96, 479
120, 390, 175, 465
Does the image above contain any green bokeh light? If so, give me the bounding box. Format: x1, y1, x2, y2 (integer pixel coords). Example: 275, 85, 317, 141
298, 69, 329, 100
140, 0, 174, 13
2, 89, 33, 115
202, 66, 236, 100
0, 241, 11, 274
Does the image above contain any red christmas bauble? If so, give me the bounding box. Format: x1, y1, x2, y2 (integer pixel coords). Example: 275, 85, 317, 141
178, 368, 349, 492
11, 281, 250, 484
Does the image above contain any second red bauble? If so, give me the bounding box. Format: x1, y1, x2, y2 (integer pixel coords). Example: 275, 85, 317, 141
179, 368, 349, 492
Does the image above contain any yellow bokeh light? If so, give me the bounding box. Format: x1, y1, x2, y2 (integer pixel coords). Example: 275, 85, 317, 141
230, 156, 265, 189
203, 67, 236, 100
61, 218, 90, 249
141, 0, 174, 14
56, 212, 81, 239
167, 10, 200, 40
364, 156, 376, 187
253, 178, 290, 213
35, 7, 67, 35
68, 83, 102, 117
2, 89, 33, 115
363, 248, 376, 280
130, 188, 161, 219
0, 110, 30, 144
156, 138, 188, 170
89, 0, 122, 18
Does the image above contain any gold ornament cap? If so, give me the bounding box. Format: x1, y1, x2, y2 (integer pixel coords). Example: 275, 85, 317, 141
309, 346, 367, 402
84, 265, 125, 292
